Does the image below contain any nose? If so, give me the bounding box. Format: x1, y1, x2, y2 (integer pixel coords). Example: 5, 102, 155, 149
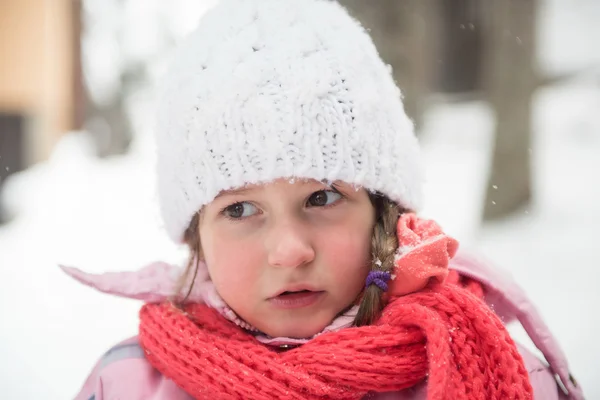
266, 220, 315, 268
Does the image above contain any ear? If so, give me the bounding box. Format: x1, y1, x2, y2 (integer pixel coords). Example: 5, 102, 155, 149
388, 213, 458, 296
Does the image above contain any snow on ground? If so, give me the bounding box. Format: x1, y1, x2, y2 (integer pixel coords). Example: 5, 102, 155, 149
1, 1, 599, 399
0, 133, 183, 399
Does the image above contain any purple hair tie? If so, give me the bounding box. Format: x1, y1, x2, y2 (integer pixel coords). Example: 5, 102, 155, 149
365, 270, 391, 292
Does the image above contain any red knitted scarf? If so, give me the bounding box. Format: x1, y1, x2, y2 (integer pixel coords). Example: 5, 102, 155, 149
139, 273, 533, 400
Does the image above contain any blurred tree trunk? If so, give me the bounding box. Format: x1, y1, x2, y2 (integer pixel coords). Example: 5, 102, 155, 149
83, 85, 134, 158
436, 0, 483, 94
0, 113, 24, 224
338, 0, 439, 132
482, 0, 537, 220
80, 0, 135, 158
71, 0, 85, 131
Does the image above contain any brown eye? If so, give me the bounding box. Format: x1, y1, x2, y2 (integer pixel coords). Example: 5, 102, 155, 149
223, 202, 257, 219
307, 190, 341, 207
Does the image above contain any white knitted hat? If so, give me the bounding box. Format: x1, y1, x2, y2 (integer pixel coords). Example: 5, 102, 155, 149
155, 0, 423, 242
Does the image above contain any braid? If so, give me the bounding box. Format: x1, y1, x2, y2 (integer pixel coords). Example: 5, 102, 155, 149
354, 195, 404, 326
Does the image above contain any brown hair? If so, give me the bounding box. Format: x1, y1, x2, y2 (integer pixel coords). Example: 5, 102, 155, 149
178, 212, 202, 302
353, 194, 403, 326
177, 194, 404, 326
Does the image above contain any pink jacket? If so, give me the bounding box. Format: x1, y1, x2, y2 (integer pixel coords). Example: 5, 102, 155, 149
64, 252, 584, 400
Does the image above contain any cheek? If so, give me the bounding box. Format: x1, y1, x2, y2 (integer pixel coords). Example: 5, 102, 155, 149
317, 218, 373, 277
201, 230, 264, 294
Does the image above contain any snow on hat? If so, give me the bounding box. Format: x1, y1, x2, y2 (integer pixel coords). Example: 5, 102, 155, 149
155, 0, 423, 242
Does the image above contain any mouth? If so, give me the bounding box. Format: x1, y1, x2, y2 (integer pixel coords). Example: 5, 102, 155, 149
278, 289, 312, 296
268, 288, 325, 309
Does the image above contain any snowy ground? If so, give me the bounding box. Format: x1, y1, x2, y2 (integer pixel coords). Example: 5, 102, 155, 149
1, 0, 599, 399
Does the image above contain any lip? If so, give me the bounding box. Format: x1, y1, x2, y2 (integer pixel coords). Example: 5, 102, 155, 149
268, 285, 325, 309
270, 284, 322, 298
268, 290, 325, 309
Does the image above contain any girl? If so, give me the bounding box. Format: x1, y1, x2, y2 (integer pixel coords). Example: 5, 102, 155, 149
63, 0, 583, 399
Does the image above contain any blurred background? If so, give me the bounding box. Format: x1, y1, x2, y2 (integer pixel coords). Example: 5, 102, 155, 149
1, 0, 598, 398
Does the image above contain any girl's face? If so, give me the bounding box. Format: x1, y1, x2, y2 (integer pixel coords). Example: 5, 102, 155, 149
198, 178, 375, 338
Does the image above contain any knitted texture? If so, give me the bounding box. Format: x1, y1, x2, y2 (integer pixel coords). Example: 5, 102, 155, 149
139, 275, 533, 400
155, 0, 423, 242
